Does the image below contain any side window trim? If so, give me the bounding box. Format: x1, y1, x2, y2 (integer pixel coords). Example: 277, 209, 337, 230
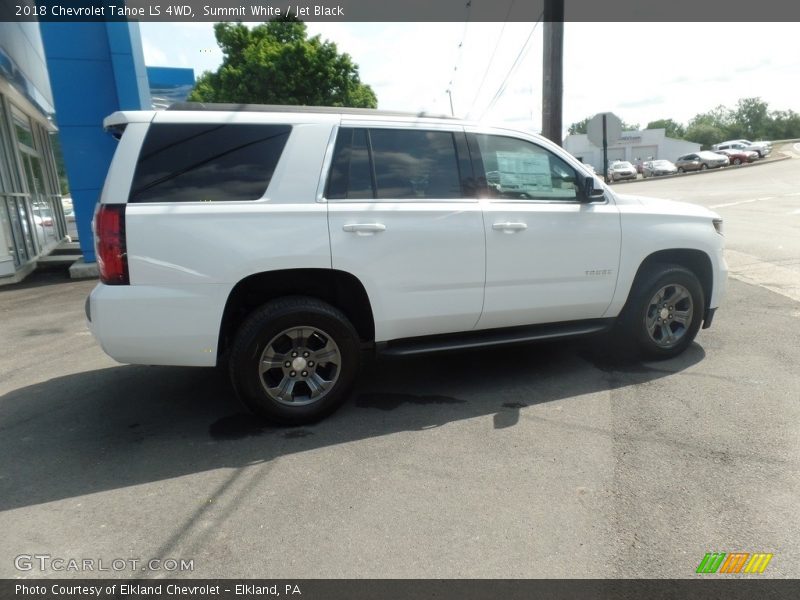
316, 124, 340, 203
364, 129, 378, 199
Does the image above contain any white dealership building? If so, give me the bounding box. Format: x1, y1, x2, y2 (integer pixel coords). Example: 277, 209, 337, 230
564, 128, 701, 173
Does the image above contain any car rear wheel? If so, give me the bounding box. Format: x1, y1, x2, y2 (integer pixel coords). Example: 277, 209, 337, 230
615, 264, 705, 360
228, 296, 360, 425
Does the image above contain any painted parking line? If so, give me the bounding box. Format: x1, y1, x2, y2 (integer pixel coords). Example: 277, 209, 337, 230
710, 197, 773, 209
725, 248, 800, 304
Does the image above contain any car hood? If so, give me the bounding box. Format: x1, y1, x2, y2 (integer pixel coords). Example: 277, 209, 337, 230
614, 193, 719, 219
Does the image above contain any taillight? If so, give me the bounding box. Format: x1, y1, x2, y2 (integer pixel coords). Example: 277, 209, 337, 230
95, 204, 129, 285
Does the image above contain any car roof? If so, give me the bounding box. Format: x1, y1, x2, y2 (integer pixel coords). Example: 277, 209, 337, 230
167, 102, 460, 120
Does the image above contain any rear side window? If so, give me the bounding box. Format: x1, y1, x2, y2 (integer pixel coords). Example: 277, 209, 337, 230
327, 127, 470, 200
129, 123, 291, 203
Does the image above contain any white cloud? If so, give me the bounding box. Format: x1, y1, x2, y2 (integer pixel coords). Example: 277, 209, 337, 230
140, 21, 799, 134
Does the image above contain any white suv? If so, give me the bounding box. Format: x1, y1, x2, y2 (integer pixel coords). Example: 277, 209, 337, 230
712, 139, 771, 158
88, 104, 727, 424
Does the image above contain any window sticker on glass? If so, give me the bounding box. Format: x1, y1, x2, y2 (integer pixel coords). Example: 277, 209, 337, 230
495, 152, 553, 194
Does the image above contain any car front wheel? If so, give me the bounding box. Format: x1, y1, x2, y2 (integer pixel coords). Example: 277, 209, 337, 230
229, 296, 361, 425
616, 265, 705, 360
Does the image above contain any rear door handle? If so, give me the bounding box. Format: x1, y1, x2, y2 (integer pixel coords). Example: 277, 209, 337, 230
342, 223, 386, 236
492, 222, 528, 233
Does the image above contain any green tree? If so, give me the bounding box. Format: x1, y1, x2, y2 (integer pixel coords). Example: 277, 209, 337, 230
567, 117, 590, 135
731, 97, 770, 140
188, 18, 377, 108
767, 109, 800, 140
684, 123, 725, 150
646, 118, 685, 139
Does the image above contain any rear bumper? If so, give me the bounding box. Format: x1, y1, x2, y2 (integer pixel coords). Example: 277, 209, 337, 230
88, 282, 229, 367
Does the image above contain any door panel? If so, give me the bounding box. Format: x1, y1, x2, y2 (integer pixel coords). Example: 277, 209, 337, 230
479, 200, 621, 329
471, 132, 621, 330
326, 126, 485, 342
329, 202, 485, 341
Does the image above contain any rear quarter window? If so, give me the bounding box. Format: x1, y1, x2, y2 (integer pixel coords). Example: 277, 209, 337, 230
129, 123, 291, 203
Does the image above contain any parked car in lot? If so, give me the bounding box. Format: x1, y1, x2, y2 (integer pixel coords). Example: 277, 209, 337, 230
61, 196, 78, 240
713, 147, 757, 165
88, 104, 727, 424
713, 139, 771, 158
607, 160, 638, 181
642, 159, 678, 178
675, 151, 729, 172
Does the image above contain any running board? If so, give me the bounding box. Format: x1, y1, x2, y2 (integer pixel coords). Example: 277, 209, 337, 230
378, 319, 614, 357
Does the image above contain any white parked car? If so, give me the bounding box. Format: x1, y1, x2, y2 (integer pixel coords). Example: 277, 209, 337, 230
713, 139, 771, 158
88, 104, 727, 424
607, 160, 637, 182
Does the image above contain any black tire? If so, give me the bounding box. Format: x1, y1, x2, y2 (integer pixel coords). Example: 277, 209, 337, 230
733, 158, 742, 165
615, 264, 705, 360
228, 296, 360, 425
700, 163, 708, 171
678, 167, 684, 173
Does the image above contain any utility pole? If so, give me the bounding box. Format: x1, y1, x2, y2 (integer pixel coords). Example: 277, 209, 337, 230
541, 0, 564, 146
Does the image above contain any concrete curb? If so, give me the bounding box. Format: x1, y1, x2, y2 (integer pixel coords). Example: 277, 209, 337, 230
69, 258, 99, 280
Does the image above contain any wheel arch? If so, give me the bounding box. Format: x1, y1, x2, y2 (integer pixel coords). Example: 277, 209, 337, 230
627, 249, 713, 313
217, 268, 375, 364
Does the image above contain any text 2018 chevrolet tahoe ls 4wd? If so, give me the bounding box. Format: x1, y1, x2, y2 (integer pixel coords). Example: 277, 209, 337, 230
88, 104, 727, 424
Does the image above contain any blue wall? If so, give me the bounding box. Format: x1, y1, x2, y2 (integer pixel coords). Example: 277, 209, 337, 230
40, 22, 151, 263
147, 66, 195, 109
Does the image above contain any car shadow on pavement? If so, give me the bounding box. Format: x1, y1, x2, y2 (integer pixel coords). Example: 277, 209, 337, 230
0, 339, 704, 511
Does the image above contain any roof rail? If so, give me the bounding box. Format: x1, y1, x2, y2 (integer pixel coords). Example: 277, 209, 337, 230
166, 102, 458, 120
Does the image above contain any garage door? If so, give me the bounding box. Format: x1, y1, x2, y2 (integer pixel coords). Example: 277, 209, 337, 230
632, 145, 658, 161
607, 148, 626, 162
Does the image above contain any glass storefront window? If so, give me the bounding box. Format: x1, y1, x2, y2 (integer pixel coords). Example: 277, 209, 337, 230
11, 105, 35, 151
0, 196, 19, 267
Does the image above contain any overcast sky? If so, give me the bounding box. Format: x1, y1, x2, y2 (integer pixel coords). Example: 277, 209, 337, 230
139, 22, 800, 135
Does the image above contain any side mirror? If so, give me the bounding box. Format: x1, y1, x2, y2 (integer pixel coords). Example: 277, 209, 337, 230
581, 176, 605, 203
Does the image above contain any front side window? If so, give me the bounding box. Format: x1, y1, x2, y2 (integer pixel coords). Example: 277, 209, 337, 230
476, 134, 579, 201
326, 127, 467, 200
129, 123, 291, 203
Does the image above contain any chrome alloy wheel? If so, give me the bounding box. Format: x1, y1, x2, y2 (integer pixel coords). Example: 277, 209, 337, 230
644, 284, 694, 348
258, 327, 341, 406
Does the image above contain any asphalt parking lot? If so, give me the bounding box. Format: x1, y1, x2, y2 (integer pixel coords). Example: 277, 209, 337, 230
1, 152, 798, 579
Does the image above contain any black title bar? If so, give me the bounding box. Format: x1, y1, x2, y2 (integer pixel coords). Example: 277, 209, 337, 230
2, 0, 800, 22
4, 579, 800, 600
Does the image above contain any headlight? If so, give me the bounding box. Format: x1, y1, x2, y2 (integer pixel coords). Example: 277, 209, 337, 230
713, 218, 724, 235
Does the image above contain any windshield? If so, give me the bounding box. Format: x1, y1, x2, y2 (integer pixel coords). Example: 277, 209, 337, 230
653, 160, 672, 167
614, 161, 633, 169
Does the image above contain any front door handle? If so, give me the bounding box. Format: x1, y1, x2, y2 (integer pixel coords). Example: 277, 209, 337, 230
342, 223, 386, 236
492, 222, 528, 233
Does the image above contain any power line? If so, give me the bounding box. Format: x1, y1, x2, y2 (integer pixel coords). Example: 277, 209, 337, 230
465, 0, 517, 118
443, 0, 473, 115
478, 13, 543, 120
